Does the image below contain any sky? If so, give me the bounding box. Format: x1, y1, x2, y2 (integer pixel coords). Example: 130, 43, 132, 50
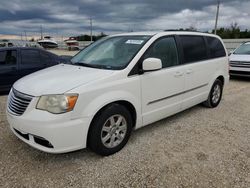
0, 0, 250, 38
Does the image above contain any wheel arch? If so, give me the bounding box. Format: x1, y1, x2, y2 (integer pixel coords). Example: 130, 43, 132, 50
210, 72, 226, 90
86, 100, 137, 147
91, 100, 137, 128
216, 75, 225, 86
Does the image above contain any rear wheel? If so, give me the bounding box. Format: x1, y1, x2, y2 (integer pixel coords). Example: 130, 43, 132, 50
88, 104, 132, 156
203, 79, 223, 108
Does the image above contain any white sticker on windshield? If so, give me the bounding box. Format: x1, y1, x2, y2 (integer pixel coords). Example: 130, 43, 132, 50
125, 40, 144, 45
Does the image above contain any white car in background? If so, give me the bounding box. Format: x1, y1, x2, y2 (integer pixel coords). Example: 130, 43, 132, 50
229, 42, 250, 77
6, 31, 229, 156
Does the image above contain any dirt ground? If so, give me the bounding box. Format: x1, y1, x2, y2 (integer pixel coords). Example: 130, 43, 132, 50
0, 78, 249, 188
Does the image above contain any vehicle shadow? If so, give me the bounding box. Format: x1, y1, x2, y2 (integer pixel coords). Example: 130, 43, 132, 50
230, 75, 250, 82
0, 91, 10, 96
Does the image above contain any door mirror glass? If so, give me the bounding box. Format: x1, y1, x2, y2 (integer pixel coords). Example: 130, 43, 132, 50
142, 58, 162, 71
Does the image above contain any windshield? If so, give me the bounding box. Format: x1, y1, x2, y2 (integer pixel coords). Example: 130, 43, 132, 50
71, 35, 151, 70
234, 43, 250, 55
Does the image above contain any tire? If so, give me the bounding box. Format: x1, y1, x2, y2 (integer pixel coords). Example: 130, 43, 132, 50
203, 79, 223, 108
87, 104, 133, 156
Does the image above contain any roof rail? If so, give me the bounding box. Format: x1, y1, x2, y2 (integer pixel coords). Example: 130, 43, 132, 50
164, 29, 209, 33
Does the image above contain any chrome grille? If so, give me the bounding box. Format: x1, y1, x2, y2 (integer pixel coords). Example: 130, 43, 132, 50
230, 61, 250, 68
8, 89, 33, 116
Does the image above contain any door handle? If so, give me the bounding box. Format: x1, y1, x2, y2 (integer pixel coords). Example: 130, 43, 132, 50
186, 69, 193, 74
174, 71, 183, 77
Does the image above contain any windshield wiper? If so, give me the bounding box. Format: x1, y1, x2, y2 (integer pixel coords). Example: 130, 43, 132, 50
72, 62, 116, 69
72, 62, 99, 68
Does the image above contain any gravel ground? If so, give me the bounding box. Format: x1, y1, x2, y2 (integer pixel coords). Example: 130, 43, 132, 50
0, 78, 249, 188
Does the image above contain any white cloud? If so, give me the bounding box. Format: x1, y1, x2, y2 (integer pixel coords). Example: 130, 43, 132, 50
0, 0, 250, 35
142, 1, 250, 32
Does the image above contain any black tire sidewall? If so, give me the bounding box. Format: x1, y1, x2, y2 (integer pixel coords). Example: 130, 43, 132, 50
88, 104, 133, 156
209, 80, 223, 108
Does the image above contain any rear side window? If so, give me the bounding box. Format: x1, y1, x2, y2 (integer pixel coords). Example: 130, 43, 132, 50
206, 37, 226, 58
0, 50, 17, 66
180, 36, 207, 63
21, 50, 40, 64
40, 51, 52, 64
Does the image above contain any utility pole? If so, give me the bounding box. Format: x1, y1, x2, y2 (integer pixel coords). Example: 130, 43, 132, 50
40, 25, 43, 39
55, 27, 58, 40
24, 30, 27, 41
90, 17, 93, 42
214, 0, 220, 35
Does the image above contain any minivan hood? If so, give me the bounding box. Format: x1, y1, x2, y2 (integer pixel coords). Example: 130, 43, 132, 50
14, 64, 114, 96
230, 54, 250, 62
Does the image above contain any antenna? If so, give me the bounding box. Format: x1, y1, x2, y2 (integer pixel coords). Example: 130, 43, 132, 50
214, 0, 220, 35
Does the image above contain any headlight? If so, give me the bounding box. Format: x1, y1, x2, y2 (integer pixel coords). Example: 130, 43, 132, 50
36, 94, 78, 114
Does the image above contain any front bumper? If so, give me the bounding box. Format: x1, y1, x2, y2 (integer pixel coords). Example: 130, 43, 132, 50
230, 66, 250, 77
7, 109, 91, 154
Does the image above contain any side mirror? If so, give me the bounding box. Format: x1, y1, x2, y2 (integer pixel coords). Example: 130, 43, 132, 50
142, 58, 162, 72
228, 51, 233, 56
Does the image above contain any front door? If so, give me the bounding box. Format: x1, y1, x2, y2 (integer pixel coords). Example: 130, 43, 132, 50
0, 50, 18, 92
140, 36, 185, 126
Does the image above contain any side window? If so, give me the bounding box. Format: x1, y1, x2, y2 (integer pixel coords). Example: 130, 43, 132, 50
180, 36, 207, 63
206, 37, 226, 58
0, 51, 6, 65
21, 50, 40, 65
0, 50, 17, 66
40, 51, 52, 64
144, 37, 179, 68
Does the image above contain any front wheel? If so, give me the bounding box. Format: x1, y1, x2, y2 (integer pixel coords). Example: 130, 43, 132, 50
87, 104, 133, 156
203, 79, 223, 108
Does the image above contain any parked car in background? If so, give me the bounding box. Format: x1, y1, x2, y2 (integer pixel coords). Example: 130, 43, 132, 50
6, 31, 229, 156
59, 55, 73, 62
0, 39, 14, 47
229, 42, 250, 77
0, 47, 64, 92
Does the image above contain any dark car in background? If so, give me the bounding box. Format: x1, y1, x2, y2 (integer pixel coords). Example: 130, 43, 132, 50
0, 47, 65, 93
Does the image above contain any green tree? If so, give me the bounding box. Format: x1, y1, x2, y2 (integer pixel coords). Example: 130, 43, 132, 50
214, 22, 250, 39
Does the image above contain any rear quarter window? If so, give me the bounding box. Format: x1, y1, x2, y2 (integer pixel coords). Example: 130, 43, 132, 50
40, 51, 52, 65
206, 36, 226, 58
180, 35, 208, 63
21, 49, 40, 64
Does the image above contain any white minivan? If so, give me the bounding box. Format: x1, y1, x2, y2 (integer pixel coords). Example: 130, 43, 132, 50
6, 31, 229, 156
